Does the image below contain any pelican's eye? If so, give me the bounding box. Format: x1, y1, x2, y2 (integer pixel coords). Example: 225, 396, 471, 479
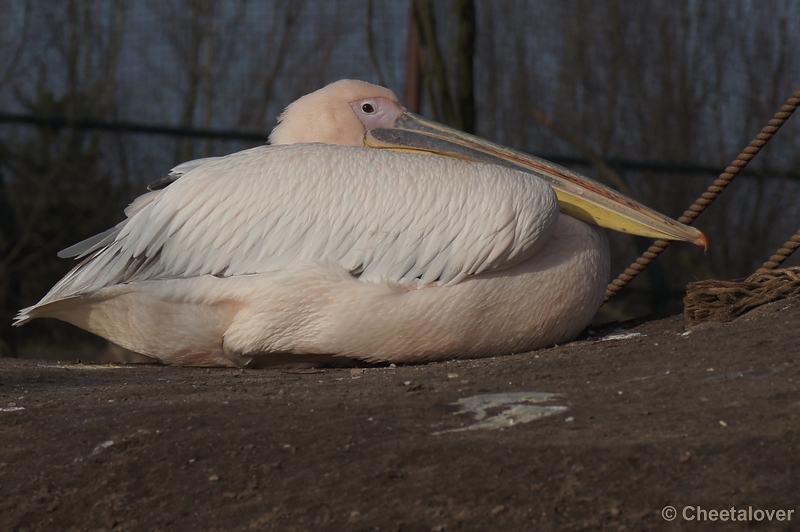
361, 102, 377, 114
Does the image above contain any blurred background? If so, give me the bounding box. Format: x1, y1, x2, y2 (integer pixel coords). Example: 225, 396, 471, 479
1, 0, 799, 360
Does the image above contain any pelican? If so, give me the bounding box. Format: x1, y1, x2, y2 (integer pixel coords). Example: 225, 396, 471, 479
14, 80, 706, 367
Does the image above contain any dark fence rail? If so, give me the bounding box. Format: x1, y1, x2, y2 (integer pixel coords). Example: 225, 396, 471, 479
2, 111, 799, 180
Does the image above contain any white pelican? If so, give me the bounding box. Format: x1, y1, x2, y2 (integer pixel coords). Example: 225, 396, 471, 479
14, 80, 706, 367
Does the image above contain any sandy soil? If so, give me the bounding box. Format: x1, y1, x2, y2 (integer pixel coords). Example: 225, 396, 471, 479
1, 298, 799, 531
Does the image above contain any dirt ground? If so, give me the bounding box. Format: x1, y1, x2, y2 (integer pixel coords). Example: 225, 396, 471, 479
1, 297, 799, 532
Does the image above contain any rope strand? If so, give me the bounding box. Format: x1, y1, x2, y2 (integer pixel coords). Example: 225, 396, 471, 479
754, 230, 800, 275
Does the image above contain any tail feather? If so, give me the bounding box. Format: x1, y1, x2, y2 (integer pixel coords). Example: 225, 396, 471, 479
14, 295, 83, 327
13, 307, 33, 326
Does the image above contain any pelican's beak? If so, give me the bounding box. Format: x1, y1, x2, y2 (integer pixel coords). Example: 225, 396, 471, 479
366, 111, 707, 248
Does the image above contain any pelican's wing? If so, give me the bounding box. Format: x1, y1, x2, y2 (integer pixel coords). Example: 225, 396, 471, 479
58, 156, 225, 260
29, 144, 558, 307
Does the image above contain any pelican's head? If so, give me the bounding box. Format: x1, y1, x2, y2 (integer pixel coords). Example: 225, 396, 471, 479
271, 79, 707, 247
270, 80, 401, 147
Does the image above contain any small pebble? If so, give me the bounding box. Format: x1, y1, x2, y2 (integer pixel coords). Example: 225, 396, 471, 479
491, 505, 506, 516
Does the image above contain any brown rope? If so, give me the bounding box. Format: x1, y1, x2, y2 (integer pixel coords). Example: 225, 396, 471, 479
755, 229, 800, 274
684, 266, 800, 325
603, 86, 800, 303
683, 219, 800, 326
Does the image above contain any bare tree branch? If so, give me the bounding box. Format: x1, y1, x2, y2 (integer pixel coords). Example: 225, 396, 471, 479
366, 0, 389, 88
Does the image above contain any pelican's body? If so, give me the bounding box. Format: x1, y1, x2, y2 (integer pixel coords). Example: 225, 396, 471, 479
15, 80, 703, 367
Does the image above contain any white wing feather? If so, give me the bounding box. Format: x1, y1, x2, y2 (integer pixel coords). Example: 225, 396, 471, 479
26, 143, 558, 309
57, 157, 222, 259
